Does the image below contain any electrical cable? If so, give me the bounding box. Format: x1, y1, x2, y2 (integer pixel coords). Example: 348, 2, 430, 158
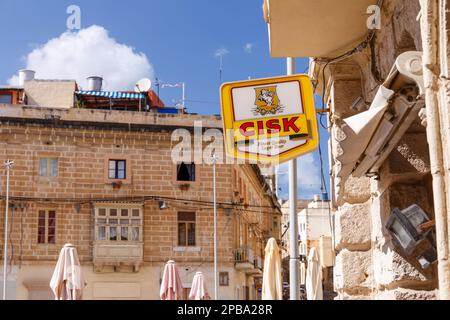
318, 143, 328, 195
3, 184, 280, 271
318, 92, 329, 195
184, 99, 219, 104
0, 194, 281, 212
167, 201, 279, 218
314, 13, 382, 130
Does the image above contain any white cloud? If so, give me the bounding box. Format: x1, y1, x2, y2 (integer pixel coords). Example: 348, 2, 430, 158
214, 47, 229, 58
8, 25, 153, 91
243, 43, 253, 54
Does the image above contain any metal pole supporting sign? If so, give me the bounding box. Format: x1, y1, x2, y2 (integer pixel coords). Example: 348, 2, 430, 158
287, 58, 300, 300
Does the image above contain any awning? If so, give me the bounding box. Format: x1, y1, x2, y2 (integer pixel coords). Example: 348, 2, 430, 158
333, 51, 425, 198
75, 91, 145, 99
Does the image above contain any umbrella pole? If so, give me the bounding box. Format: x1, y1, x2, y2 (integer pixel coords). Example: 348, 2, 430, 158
287, 58, 300, 300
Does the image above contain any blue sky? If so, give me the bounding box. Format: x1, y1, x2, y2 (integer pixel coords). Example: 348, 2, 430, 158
0, 0, 330, 199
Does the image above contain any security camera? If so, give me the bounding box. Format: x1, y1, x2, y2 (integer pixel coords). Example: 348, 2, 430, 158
336, 51, 425, 186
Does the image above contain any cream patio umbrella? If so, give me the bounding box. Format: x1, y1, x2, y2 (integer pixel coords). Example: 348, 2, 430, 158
261, 238, 283, 300
189, 271, 210, 300
49, 243, 85, 300
300, 261, 307, 286
306, 247, 323, 300
160, 260, 183, 300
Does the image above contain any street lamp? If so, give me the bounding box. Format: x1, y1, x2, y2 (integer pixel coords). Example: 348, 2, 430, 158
158, 200, 168, 210
386, 205, 429, 255
212, 151, 219, 300
3, 159, 13, 300
386, 204, 438, 269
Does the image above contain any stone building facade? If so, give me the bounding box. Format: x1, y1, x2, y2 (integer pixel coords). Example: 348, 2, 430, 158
264, 0, 450, 299
0, 91, 281, 299
311, 0, 438, 300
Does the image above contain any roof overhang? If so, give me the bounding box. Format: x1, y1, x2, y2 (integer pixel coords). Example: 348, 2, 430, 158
263, 0, 378, 58
0, 86, 23, 90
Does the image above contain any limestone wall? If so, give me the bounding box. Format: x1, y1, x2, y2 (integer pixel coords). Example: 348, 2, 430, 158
320, 0, 439, 300
24, 80, 76, 109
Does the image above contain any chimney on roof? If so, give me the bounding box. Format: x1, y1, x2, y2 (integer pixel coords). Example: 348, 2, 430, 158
18, 69, 35, 86
86, 76, 103, 91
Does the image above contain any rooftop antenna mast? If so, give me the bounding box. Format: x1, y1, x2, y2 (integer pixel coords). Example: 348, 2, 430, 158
181, 82, 185, 109
155, 78, 160, 96
219, 55, 223, 83
160, 82, 185, 109
215, 49, 228, 83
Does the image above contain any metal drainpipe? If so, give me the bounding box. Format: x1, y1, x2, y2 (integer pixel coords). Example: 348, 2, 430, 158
420, 0, 450, 300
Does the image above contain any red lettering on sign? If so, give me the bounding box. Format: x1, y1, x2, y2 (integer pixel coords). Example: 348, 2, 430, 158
266, 119, 281, 134
238, 116, 304, 138
257, 121, 265, 135
283, 117, 300, 133
240, 122, 255, 137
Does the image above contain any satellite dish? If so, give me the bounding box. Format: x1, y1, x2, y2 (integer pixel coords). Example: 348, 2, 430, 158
135, 78, 152, 92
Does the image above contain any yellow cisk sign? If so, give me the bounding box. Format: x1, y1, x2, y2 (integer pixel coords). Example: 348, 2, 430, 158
220, 75, 319, 165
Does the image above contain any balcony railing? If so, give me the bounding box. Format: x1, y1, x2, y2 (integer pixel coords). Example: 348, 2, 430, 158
234, 247, 263, 275
234, 247, 254, 264
253, 256, 263, 270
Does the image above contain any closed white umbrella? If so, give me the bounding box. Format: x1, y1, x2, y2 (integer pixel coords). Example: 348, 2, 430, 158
189, 272, 210, 300
300, 262, 306, 286
49, 244, 85, 300
160, 260, 183, 300
262, 238, 282, 300
306, 247, 323, 300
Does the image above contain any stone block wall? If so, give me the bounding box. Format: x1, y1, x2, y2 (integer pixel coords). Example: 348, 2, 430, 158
327, 0, 438, 300
330, 74, 376, 299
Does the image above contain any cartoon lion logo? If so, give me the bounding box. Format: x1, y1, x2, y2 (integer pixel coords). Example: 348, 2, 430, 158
253, 86, 283, 116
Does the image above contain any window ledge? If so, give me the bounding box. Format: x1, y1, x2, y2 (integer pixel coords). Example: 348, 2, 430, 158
173, 181, 197, 185
36, 177, 59, 183
173, 246, 201, 252
105, 179, 131, 186
36, 243, 57, 247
